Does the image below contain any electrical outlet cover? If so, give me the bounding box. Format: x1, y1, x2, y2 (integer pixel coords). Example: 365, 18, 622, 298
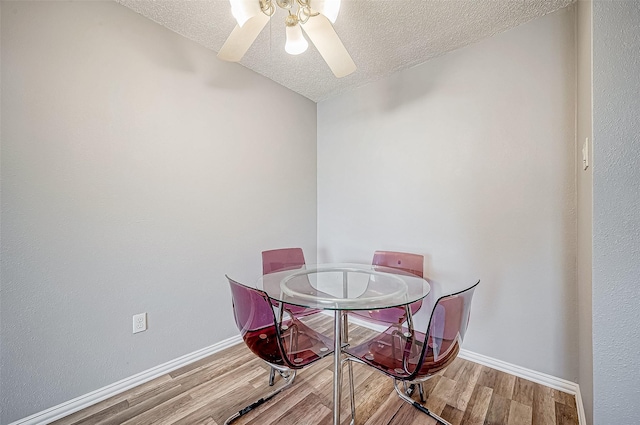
133, 313, 147, 334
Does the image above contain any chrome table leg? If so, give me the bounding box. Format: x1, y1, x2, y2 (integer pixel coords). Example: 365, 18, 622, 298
333, 309, 342, 425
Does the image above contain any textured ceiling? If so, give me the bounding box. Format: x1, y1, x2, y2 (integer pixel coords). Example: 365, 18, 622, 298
116, 0, 574, 102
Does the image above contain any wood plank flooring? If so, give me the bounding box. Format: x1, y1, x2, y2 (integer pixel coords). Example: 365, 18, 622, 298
51, 317, 579, 425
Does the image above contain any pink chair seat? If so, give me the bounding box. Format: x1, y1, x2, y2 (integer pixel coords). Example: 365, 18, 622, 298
344, 325, 461, 379
243, 319, 333, 368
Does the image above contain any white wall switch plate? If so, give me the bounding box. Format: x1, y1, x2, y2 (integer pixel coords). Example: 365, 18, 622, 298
133, 313, 147, 334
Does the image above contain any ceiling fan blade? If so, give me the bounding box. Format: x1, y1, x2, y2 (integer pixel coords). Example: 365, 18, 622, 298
217, 13, 270, 62
301, 14, 356, 78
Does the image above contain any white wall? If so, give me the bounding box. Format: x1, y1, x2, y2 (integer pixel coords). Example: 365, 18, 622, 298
0, 1, 317, 423
318, 7, 577, 380
592, 1, 640, 424
576, 0, 593, 423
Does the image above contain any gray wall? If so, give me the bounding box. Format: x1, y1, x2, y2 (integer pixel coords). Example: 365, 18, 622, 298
592, 1, 640, 423
576, 0, 593, 423
317, 8, 578, 380
0, 2, 317, 423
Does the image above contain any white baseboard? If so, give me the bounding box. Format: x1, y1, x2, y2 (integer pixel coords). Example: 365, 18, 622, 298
457, 349, 576, 393
9, 335, 243, 425
574, 384, 587, 425
10, 320, 587, 425
458, 349, 586, 424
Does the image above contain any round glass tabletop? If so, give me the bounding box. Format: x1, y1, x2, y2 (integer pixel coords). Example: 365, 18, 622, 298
257, 263, 430, 310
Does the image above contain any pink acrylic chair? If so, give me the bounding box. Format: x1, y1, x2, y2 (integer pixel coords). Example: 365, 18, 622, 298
225, 276, 333, 424
343, 280, 479, 425
346, 251, 426, 402
350, 251, 425, 325
262, 248, 323, 385
262, 247, 307, 275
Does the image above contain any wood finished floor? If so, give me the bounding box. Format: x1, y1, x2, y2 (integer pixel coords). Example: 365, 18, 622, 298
51, 317, 579, 425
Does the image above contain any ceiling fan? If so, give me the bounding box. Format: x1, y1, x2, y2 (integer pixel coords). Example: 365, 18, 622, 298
217, 0, 356, 78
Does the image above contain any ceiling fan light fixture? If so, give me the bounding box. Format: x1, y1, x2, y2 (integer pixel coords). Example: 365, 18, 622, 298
229, 0, 261, 27
285, 19, 308, 55
219, 0, 355, 77
314, 0, 341, 23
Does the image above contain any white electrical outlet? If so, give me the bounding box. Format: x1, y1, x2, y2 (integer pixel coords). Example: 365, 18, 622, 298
133, 313, 147, 334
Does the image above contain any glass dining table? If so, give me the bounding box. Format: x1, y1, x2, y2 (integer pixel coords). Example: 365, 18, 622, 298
257, 263, 431, 425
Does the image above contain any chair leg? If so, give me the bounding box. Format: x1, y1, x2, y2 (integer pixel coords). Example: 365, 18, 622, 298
224, 370, 297, 425
268, 367, 276, 386
393, 380, 451, 425
404, 383, 425, 402
406, 383, 415, 396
